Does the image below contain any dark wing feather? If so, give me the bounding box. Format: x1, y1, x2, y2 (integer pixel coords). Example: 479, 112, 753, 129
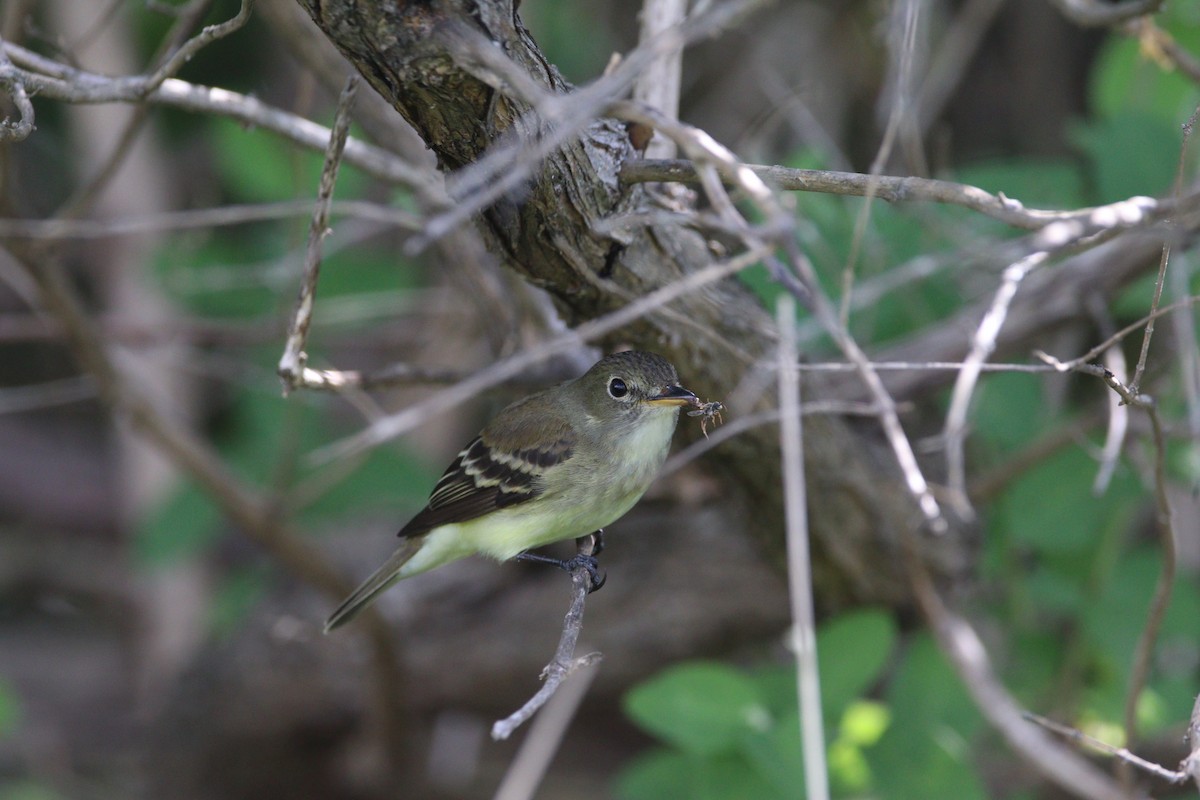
398, 402, 576, 539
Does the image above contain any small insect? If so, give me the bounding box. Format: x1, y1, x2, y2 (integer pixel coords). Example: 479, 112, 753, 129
687, 400, 726, 438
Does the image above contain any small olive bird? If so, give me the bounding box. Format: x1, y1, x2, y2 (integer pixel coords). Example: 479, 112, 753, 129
324, 351, 697, 632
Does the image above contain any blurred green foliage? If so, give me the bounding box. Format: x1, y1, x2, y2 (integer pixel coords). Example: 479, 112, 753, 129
0, 783, 64, 800
0, 679, 17, 739
620, 13, 1200, 799
135, 98, 439, 636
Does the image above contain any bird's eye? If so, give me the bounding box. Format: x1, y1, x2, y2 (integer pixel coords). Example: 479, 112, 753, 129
608, 377, 628, 399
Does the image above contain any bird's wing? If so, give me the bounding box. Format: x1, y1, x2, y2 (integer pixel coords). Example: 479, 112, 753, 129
398, 399, 577, 539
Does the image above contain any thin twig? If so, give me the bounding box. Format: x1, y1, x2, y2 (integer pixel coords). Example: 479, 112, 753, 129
608, 100, 948, 536
776, 294, 830, 800
840, 0, 923, 324
1024, 712, 1192, 784
914, 0, 1005, 137
0, 375, 96, 413
1085, 293, 1128, 496
620, 159, 1189, 232
0, 34, 34, 141
6, 42, 432, 190
142, 0, 255, 96
1130, 219, 1173, 396
1130, 87, 1199, 397
491, 662, 599, 800
630, 0, 686, 159
660, 400, 888, 479
786, 246, 949, 531
278, 75, 358, 394
0, 199, 420, 239
943, 251, 1049, 519
1045, 0, 1164, 27
491, 535, 603, 741
55, 0, 219, 220
1037, 295, 1200, 372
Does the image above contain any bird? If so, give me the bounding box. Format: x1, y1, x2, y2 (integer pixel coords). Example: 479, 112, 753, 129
323, 350, 697, 632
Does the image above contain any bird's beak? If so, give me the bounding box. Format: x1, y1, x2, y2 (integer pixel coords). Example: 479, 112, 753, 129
646, 384, 699, 408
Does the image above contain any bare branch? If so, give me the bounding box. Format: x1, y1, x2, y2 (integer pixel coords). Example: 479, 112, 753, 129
1085, 293, 1129, 496
631, 0, 686, 159
0, 199, 418, 239
1045, 0, 1164, 27
5, 42, 432, 189
777, 294, 829, 800
491, 535, 603, 741
841, 0, 924, 322
492, 660, 600, 800
1024, 712, 1193, 784
620, 158, 1191, 232
0, 35, 34, 141
140, 0, 254, 96
943, 251, 1049, 519
278, 75, 358, 394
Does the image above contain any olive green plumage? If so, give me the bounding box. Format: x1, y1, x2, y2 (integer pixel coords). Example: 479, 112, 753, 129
324, 351, 696, 632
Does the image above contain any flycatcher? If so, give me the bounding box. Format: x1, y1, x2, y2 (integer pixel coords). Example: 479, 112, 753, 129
324, 350, 697, 632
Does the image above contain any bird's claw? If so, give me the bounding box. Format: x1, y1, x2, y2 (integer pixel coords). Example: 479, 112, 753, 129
564, 553, 607, 592
515, 549, 607, 592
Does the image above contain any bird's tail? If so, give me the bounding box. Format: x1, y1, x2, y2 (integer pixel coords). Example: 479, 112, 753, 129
324, 538, 421, 633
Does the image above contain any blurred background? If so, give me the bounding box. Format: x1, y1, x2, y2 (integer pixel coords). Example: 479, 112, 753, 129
2, 0, 1199, 798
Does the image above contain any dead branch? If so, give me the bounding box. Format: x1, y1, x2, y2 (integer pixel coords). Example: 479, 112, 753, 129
491, 535, 604, 741
278, 75, 358, 394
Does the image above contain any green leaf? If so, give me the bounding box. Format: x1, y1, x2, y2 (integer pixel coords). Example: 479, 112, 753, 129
1069, 113, 1180, 202
616, 750, 788, 800
753, 610, 896, 730
0, 782, 64, 800
0, 678, 19, 738
993, 446, 1139, 557
209, 116, 363, 203
1091, 8, 1200, 124
615, 750, 691, 800
955, 159, 1086, 210
866, 635, 986, 800
974, 371, 1051, 453
623, 662, 769, 756
737, 717, 806, 799
1083, 547, 1200, 728
884, 635, 980, 734
815, 609, 897, 715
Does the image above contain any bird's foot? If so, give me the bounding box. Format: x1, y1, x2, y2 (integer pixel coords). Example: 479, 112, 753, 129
516, 549, 607, 593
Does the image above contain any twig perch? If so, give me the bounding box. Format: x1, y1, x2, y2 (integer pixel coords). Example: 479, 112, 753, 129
491, 534, 604, 741
1024, 711, 1200, 788
278, 75, 358, 394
